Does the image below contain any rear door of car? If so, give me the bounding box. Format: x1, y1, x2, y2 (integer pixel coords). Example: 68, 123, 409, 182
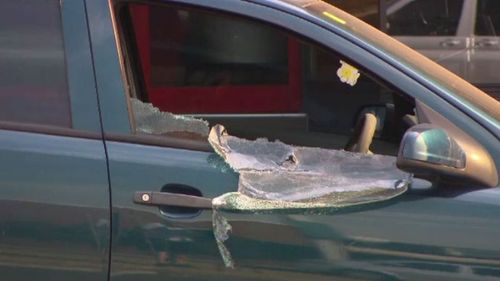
384, 0, 472, 80
469, 0, 500, 98
91, 0, 500, 280
0, 1, 110, 280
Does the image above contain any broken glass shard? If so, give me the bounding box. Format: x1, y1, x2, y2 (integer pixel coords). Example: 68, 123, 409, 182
208, 124, 411, 267
131, 98, 209, 137
209, 124, 410, 209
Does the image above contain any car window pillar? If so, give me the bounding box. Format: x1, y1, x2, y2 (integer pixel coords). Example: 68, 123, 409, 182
85, 0, 131, 134
62, 0, 102, 132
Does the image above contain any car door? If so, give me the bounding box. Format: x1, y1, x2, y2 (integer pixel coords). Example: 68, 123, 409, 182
469, 0, 500, 99
91, 0, 500, 280
0, 1, 110, 280
384, 0, 472, 80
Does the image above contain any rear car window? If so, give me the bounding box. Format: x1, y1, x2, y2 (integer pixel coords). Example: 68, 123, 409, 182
385, 0, 464, 36
0, 0, 71, 128
475, 0, 500, 36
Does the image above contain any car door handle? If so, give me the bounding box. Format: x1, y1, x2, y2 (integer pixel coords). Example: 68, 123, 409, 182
439, 39, 461, 48
475, 39, 499, 48
133, 191, 213, 209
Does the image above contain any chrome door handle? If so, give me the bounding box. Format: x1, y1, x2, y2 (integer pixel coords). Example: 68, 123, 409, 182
440, 39, 461, 48
475, 39, 499, 48
134, 191, 213, 209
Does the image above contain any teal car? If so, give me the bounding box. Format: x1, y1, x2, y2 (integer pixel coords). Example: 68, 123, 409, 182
0, 0, 499, 280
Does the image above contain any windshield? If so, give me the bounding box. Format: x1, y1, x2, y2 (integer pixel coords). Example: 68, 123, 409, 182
282, 0, 499, 122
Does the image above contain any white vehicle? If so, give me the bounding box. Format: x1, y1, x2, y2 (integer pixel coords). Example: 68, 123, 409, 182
384, 0, 500, 98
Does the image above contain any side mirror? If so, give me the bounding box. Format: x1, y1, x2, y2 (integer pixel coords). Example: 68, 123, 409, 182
397, 124, 498, 187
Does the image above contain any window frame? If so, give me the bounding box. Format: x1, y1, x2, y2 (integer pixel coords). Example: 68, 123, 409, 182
106, 0, 496, 163
114, 1, 410, 137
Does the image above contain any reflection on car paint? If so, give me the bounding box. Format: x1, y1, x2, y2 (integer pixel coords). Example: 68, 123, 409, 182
322, 11, 347, 25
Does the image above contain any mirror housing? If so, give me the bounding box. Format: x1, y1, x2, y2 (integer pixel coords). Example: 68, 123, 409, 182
397, 124, 498, 187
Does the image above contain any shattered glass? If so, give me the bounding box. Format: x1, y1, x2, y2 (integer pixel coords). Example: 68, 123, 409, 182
127, 101, 411, 267
209, 124, 410, 210
131, 98, 210, 137
208, 124, 410, 267
212, 209, 234, 268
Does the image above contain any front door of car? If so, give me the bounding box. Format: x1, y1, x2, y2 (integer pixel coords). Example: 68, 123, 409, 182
90, 0, 500, 280
384, 0, 472, 81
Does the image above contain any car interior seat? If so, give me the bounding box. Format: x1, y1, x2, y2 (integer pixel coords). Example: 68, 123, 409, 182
344, 112, 377, 154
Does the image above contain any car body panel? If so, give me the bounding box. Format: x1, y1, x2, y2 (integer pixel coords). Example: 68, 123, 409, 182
469, 0, 500, 89
87, 0, 500, 280
104, 137, 500, 280
85, 0, 131, 134
0, 130, 110, 281
470, 34, 500, 86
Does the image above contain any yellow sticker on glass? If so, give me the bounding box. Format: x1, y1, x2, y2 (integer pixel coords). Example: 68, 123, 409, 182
337, 60, 360, 86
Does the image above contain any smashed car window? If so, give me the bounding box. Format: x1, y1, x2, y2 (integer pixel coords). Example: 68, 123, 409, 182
209, 124, 410, 210
119, 3, 415, 268
128, 99, 412, 267
131, 98, 209, 139
121, 3, 417, 156
208, 125, 411, 267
